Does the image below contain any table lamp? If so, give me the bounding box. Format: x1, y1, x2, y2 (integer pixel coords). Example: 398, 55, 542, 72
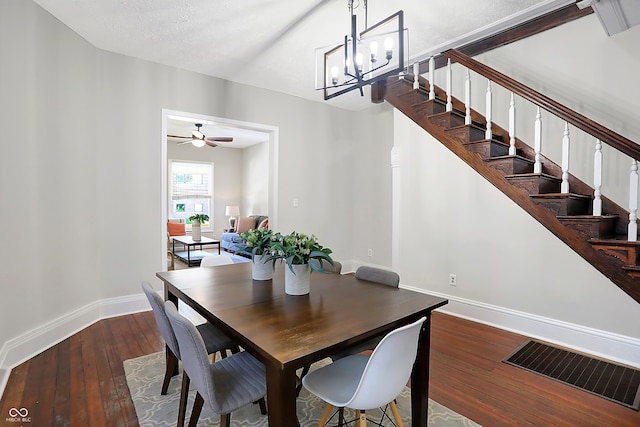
225, 205, 240, 230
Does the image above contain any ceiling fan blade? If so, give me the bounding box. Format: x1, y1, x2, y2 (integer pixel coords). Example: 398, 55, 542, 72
167, 134, 191, 139
205, 136, 233, 142
205, 140, 219, 148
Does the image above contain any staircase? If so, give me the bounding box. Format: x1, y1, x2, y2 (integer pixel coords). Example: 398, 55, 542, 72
380, 50, 640, 304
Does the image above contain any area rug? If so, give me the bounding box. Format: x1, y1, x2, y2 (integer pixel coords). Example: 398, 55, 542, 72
124, 352, 480, 426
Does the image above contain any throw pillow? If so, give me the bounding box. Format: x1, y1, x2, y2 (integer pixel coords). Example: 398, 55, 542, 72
258, 218, 269, 229
236, 216, 255, 233
167, 222, 186, 236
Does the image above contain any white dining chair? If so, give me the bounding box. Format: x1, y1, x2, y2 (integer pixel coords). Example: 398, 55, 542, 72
200, 254, 234, 267
302, 316, 426, 427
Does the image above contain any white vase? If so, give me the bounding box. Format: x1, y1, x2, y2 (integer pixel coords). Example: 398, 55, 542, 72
192, 221, 201, 241
285, 263, 311, 295
252, 254, 273, 281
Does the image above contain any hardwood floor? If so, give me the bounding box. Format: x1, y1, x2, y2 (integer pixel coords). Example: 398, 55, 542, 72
1, 311, 638, 426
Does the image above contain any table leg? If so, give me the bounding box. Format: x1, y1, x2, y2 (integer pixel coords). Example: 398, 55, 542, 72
266, 364, 299, 426
217, 242, 221, 255
187, 245, 192, 267
411, 315, 431, 427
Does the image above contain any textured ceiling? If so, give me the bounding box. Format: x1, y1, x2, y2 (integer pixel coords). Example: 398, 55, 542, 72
33, 0, 567, 112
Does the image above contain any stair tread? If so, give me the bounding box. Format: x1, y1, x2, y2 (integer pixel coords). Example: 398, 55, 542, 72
590, 236, 640, 246
557, 214, 618, 220
486, 155, 532, 162
464, 138, 509, 147
506, 172, 560, 180
530, 193, 593, 200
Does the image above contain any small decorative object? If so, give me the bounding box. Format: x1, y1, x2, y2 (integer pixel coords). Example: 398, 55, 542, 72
269, 231, 334, 295
189, 214, 209, 242
238, 227, 275, 281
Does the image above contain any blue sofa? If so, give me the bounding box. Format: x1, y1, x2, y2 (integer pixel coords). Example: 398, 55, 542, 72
221, 215, 268, 254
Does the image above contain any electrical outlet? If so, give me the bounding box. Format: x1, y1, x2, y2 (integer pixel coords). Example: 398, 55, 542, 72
449, 274, 457, 286
367, 249, 373, 257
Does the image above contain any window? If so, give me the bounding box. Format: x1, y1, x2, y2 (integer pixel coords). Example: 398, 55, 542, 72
169, 160, 213, 231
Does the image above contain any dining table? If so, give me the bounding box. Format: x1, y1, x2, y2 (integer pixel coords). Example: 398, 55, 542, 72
155, 261, 448, 426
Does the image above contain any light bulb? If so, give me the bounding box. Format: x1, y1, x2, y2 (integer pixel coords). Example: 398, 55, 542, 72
192, 138, 205, 148
330, 66, 339, 85
384, 37, 393, 60
355, 52, 363, 73
370, 41, 378, 62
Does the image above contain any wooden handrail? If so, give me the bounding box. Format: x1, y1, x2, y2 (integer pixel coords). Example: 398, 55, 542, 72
443, 49, 640, 161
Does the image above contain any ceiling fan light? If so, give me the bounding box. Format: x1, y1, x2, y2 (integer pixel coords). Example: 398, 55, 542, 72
191, 138, 205, 148
192, 130, 204, 139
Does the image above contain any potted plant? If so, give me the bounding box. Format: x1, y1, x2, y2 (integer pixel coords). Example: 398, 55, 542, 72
268, 231, 334, 295
238, 227, 275, 280
188, 214, 209, 241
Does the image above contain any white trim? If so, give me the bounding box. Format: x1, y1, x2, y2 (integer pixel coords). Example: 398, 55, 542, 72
0, 293, 149, 399
410, 0, 576, 63
401, 284, 640, 369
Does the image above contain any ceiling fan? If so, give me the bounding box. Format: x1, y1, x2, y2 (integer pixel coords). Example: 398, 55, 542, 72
167, 123, 233, 148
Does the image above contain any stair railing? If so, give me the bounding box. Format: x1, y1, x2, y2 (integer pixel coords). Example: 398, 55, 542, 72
414, 49, 640, 241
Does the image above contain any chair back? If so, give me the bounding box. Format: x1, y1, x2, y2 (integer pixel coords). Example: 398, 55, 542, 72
200, 254, 234, 267
355, 266, 399, 287
346, 316, 426, 410
165, 301, 217, 408
141, 281, 180, 358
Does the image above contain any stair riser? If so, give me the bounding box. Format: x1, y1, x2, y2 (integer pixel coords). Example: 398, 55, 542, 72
428, 112, 465, 129
559, 219, 616, 239
506, 176, 561, 195
413, 100, 446, 117
446, 125, 485, 144
463, 140, 510, 159
532, 198, 592, 216
486, 158, 534, 175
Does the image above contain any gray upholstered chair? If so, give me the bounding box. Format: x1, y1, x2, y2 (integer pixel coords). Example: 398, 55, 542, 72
200, 254, 234, 267
302, 317, 426, 427
330, 266, 400, 361
141, 281, 238, 396
325, 260, 342, 274
165, 301, 268, 427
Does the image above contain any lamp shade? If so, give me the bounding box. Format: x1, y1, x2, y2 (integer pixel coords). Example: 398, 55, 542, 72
225, 205, 239, 217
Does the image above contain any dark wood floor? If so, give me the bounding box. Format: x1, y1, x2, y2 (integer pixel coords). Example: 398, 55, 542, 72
1, 311, 638, 426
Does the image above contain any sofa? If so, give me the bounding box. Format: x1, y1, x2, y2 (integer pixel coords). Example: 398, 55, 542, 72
221, 215, 268, 254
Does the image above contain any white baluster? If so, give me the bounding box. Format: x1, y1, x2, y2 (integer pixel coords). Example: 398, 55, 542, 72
413, 62, 419, 90
429, 56, 435, 100
485, 81, 492, 140
534, 107, 542, 174
446, 58, 452, 112
628, 160, 638, 241
464, 70, 471, 125
593, 140, 602, 216
561, 122, 570, 194
508, 93, 516, 155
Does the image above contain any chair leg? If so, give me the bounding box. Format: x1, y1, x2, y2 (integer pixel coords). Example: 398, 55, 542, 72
258, 397, 267, 415
318, 404, 333, 427
176, 373, 190, 427
338, 408, 345, 427
356, 410, 366, 427
389, 401, 404, 427
220, 413, 231, 427
187, 392, 204, 427
161, 350, 178, 395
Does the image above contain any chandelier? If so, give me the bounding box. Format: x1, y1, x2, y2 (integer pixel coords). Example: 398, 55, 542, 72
315, 1, 407, 100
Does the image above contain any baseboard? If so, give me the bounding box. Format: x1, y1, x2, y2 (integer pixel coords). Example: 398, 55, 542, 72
0, 293, 149, 400
402, 285, 640, 369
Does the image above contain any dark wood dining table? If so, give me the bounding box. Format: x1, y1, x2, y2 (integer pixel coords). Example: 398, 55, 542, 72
156, 262, 448, 426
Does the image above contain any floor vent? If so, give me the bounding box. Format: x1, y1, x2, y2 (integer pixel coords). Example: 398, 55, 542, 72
504, 340, 640, 410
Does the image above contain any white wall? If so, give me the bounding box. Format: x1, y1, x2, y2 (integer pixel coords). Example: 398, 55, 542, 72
242, 142, 269, 218
0, 0, 393, 377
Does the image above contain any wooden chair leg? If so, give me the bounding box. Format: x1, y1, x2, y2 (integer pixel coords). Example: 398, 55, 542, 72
318, 404, 333, 427
220, 413, 231, 427
187, 392, 204, 427
356, 409, 366, 427
161, 351, 178, 395
389, 401, 404, 427
176, 373, 190, 427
